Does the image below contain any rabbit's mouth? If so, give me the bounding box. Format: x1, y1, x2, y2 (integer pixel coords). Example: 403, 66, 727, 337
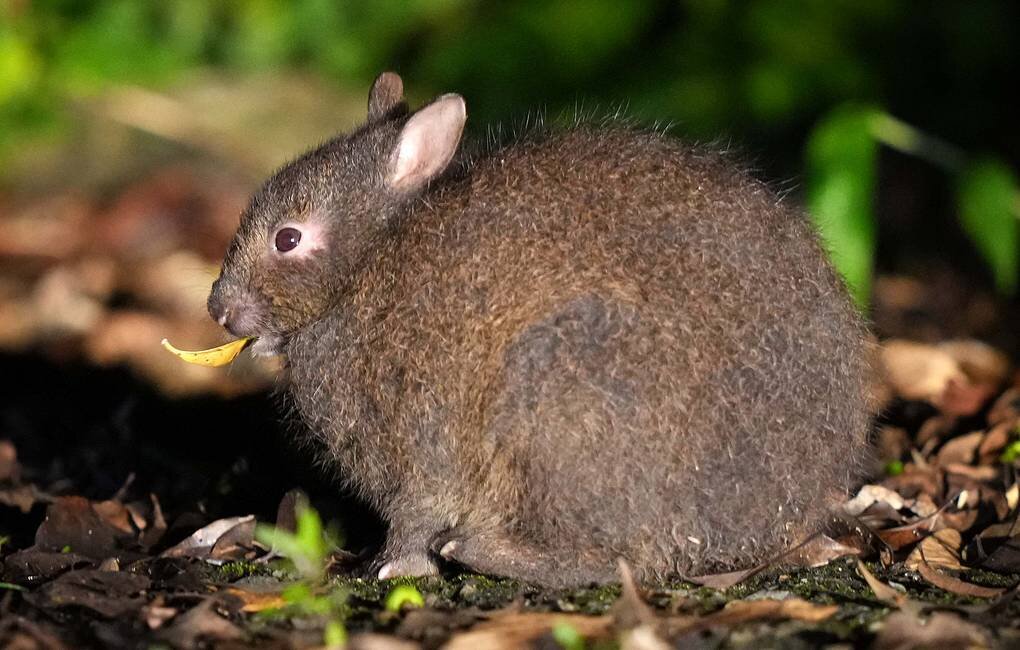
250, 334, 285, 357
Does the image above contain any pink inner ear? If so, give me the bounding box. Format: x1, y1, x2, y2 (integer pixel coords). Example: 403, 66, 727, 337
275, 220, 327, 260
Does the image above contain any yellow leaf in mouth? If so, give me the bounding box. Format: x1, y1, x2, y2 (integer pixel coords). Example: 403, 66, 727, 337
160, 337, 255, 367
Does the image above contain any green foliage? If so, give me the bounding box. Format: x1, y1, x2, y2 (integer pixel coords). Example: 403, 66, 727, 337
957, 159, 1020, 295
384, 584, 425, 612
255, 501, 334, 582
805, 105, 880, 306
1001, 440, 1020, 464
254, 501, 348, 646
806, 106, 1020, 306
552, 620, 585, 650
884, 460, 904, 476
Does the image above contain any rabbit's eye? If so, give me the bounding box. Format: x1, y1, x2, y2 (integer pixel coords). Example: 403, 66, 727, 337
274, 227, 302, 252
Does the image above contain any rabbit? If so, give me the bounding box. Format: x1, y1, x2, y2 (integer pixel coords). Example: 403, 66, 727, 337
207, 72, 872, 587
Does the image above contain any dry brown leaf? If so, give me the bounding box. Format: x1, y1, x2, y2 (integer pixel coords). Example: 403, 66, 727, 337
714, 598, 839, 624
0, 439, 19, 482
685, 566, 762, 590
223, 587, 287, 613
0, 484, 37, 514
904, 528, 963, 571
35, 496, 132, 558
32, 569, 151, 618
443, 613, 612, 650
347, 634, 421, 650
877, 519, 937, 551
156, 599, 243, 647
857, 560, 908, 608
938, 339, 1010, 387
937, 431, 984, 466
664, 597, 838, 637
161, 515, 255, 559
613, 559, 657, 628
787, 533, 862, 567
844, 484, 907, 517
978, 421, 1012, 461
209, 518, 256, 560
944, 463, 998, 481
881, 340, 964, 402
873, 611, 990, 650
916, 562, 1005, 599
620, 624, 671, 650
92, 500, 136, 536
142, 604, 178, 630
938, 376, 996, 417
940, 509, 980, 533
987, 389, 1020, 426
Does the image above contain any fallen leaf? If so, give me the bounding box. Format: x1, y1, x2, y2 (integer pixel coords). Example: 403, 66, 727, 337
786, 533, 862, 567
0, 484, 38, 513
938, 339, 1010, 387
987, 389, 1020, 426
881, 340, 964, 403
142, 603, 179, 630
938, 376, 995, 417
346, 634, 420, 650
857, 560, 908, 608
156, 599, 243, 647
93, 500, 136, 536
936, 431, 984, 466
30, 569, 150, 618
209, 518, 256, 560
2, 549, 92, 584
712, 598, 839, 624
0, 440, 20, 482
612, 559, 657, 629
916, 562, 1005, 599
136, 493, 168, 549
0, 616, 70, 650
844, 484, 907, 517
35, 497, 133, 559
904, 529, 963, 571
223, 587, 287, 613
685, 566, 762, 590
967, 519, 1020, 573
620, 624, 672, 650
443, 613, 611, 650
943, 463, 998, 481
977, 421, 1011, 462
873, 611, 990, 650
161, 515, 255, 559
877, 518, 938, 551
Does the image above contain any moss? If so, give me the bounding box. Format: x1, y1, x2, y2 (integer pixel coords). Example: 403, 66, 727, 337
211, 560, 276, 582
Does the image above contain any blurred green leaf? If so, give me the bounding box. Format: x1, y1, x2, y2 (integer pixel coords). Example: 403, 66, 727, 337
384, 584, 425, 612
0, 30, 40, 103
552, 620, 585, 650
255, 501, 331, 582
805, 104, 881, 307
323, 619, 347, 647
956, 158, 1020, 295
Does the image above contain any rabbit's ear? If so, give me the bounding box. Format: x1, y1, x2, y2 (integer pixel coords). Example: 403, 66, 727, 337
387, 94, 466, 192
367, 71, 406, 121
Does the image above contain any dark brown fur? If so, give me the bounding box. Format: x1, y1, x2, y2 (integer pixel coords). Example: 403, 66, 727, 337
208, 73, 872, 587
